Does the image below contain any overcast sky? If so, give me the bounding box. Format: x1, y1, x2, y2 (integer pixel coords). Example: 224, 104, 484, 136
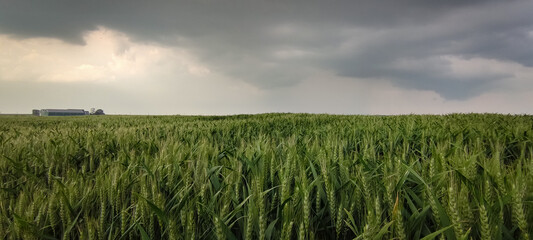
1, 0, 533, 115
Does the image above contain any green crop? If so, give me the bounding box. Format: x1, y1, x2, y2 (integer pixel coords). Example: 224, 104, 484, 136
0, 113, 531, 239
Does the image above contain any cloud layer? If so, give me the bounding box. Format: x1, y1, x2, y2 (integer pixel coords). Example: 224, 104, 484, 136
1, 0, 533, 114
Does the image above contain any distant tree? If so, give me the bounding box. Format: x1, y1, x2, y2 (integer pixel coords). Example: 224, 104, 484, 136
93, 109, 105, 115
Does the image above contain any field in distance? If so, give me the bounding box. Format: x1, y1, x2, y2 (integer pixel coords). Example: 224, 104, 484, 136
0, 114, 531, 239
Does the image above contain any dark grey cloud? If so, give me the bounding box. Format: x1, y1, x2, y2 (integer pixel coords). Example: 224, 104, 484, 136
1, 0, 532, 100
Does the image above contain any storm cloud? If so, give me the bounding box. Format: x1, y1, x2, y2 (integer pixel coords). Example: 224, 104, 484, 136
1, 0, 532, 114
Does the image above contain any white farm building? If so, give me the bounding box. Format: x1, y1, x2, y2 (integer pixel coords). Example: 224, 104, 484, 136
39, 109, 89, 116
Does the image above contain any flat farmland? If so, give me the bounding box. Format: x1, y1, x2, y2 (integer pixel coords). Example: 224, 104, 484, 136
0, 114, 531, 239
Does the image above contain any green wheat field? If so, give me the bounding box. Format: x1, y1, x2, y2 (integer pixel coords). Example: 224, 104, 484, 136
0, 114, 531, 240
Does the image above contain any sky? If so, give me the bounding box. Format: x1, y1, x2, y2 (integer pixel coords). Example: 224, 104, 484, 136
1, 0, 533, 115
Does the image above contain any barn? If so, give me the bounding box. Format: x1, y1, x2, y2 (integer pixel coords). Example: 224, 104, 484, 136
40, 109, 88, 116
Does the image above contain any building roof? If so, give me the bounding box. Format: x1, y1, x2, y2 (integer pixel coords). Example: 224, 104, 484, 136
42, 109, 86, 113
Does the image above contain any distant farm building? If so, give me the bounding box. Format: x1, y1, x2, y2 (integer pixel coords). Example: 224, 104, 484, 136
39, 109, 89, 116
32, 109, 40, 116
